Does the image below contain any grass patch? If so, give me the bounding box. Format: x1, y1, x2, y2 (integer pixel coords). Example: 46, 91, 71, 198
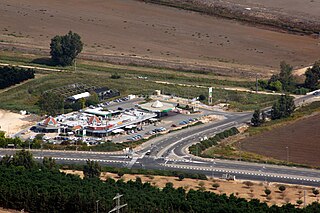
0, 51, 279, 113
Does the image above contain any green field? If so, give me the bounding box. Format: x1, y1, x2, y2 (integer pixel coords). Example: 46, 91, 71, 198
0, 51, 279, 113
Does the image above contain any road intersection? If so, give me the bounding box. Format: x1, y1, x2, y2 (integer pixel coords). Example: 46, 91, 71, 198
1, 94, 320, 186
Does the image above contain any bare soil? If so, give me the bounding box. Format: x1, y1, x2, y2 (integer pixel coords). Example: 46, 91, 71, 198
0, 0, 320, 78
63, 170, 320, 206
242, 114, 320, 167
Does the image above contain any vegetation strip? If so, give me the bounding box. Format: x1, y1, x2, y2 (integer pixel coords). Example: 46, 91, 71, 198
1, 150, 320, 212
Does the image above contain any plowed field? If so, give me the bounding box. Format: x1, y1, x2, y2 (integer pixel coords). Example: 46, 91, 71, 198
0, 0, 320, 76
242, 114, 320, 167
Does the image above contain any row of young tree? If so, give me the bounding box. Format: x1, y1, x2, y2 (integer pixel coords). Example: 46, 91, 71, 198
0, 150, 320, 212
258, 61, 320, 94
189, 127, 240, 156
0, 66, 35, 89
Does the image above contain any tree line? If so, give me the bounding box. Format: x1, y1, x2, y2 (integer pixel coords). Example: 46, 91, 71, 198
0, 66, 35, 89
0, 150, 320, 212
258, 61, 320, 94
189, 127, 240, 156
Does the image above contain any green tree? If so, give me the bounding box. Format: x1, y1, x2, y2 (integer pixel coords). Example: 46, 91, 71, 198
0, 154, 12, 167
212, 183, 220, 190
279, 61, 294, 91
251, 109, 262, 127
305, 62, 320, 90
269, 80, 282, 92
42, 156, 57, 170
312, 188, 319, 197
83, 159, 101, 179
86, 92, 99, 106
198, 94, 206, 101
50, 31, 83, 66
271, 95, 295, 120
279, 185, 286, 193
264, 188, 271, 197
12, 150, 36, 169
38, 92, 64, 116
178, 174, 185, 181
296, 199, 303, 206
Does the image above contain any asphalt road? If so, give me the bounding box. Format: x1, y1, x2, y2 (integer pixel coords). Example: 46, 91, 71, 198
2, 94, 320, 186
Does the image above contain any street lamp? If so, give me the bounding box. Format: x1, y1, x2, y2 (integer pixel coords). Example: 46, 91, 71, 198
286, 146, 289, 163
96, 200, 99, 213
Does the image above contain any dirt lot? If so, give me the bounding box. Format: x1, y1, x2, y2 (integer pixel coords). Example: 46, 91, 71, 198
0, 110, 36, 137
63, 170, 320, 206
0, 0, 319, 77
242, 114, 320, 167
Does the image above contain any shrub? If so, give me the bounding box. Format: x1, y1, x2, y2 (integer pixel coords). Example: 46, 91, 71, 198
212, 183, 220, 190
178, 174, 185, 181
264, 189, 271, 197
279, 185, 286, 192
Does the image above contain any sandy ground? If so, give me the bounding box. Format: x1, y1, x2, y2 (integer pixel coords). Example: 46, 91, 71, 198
0, 110, 35, 137
0, 208, 21, 213
0, 0, 319, 76
63, 170, 320, 207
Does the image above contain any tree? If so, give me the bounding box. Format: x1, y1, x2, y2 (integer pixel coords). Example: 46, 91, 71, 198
279, 185, 286, 193
86, 92, 99, 106
0, 154, 12, 167
198, 181, 206, 191
264, 188, 271, 197
198, 94, 206, 101
305, 61, 320, 90
251, 109, 262, 127
271, 95, 295, 120
279, 61, 294, 91
178, 174, 185, 181
313, 188, 319, 197
83, 159, 101, 179
42, 156, 57, 170
12, 150, 36, 169
212, 183, 220, 190
38, 92, 64, 116
50, 31, 83, 66
296, 199, 303, 206
269, 80, 283, 92
117, 171, 124, 178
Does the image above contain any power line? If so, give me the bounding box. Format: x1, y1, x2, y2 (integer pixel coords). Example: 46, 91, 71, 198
108, 193, 127, 213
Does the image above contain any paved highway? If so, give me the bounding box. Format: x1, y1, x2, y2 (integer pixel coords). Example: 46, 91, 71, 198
2, 94, 320, 186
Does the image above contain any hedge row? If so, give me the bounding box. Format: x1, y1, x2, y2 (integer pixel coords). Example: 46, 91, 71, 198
189, 127, 239, 156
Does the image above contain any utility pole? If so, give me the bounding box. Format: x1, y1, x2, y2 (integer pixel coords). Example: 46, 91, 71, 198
256, 74, 259, 93
286, 146, 289, 164
108, 193, 127, 213
74, 58, 77, 72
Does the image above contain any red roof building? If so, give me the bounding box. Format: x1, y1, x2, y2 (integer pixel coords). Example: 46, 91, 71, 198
88, 115, 102, 125
42, 116, 58, 126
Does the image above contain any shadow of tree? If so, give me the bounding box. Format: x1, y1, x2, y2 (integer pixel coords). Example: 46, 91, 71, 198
31, 57, 56, 66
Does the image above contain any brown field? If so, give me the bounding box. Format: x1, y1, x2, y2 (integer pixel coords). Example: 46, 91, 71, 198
226, 0, 320, 18
0, 0, 320, 78
242, 114, 320, 167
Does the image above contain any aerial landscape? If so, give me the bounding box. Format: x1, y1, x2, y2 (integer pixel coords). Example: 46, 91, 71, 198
0, 0, 320, 212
